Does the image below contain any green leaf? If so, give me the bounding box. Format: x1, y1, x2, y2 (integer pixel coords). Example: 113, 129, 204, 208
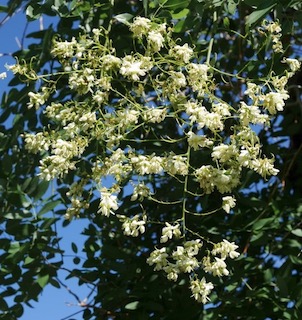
26, 5, 41, 20
252, 217, 278, 231
125, 301, 140, 310
38, 200, 61, 216
37, 274, 49, 288
159, 0, 191, 10
291, 229, 302, 237
0, 5, 8, 13
71, 242, 78, 253
171, 8, 190, 19
227, 0, 237, 15
3, 212, 31, 220
114, 13, 133, 25
33, 180, 49, 200
246, 1, 277, 26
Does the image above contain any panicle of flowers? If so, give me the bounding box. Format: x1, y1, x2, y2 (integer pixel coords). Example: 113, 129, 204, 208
23, 132, 50, 154
65, 180, 90, 220
28, 87, 51, 109
15, 15, 301, 305
263, 20, 283, 53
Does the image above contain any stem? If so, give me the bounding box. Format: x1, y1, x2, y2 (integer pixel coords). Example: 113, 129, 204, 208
206, 11, 217, 66
181, 144, 191, 236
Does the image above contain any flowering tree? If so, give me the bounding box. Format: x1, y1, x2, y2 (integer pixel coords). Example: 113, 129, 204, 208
1, 0, 302, 319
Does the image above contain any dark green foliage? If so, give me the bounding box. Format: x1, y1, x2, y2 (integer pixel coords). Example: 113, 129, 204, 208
1, 0, 302, 319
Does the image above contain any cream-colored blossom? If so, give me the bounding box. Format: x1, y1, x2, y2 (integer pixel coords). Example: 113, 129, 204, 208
147, 247, 169, 271
187, 131, 214, 150
120, 214, 146, 237
283, 58, 301, 73
170, 43, 193, 63
211, 144, 238, 163
222, 196, 236, 213
131, 183, 151, 201
212, 239, 240, 259
120, 55, 152, 81
98, 188, 119, 217
203, 256, 229, 276
190, 277, 214, 304
160, 222, 181, 243
143, 107, 166, 123
148, 31, 165, 52
251, 157, 279, 178
239, 102, 269, 125
130, 17, 151, 37
263, 91, 289, 114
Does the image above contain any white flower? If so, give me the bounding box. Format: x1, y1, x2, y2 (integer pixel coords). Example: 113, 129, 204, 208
187, 63, 209, 93
212, 239, 240, 260
265, 21, 282, 34
160, 222, 181, 243
27, 90, 48, 109
212, 102, 231, 116
147, 247, 169, 271
203, 256, 229, 277
244, 82, 262, 104
39, 155, 76, 180
130, 154, 164, 175
24, 132, 49, 154
239, 102, 269, 126
222, 196, 236, 213
204, 112, 224, 132
211, 144, 238, 163
120, 214, 146, 237
164, 154, 188, 176
251, 157, 279, 178
143, 107, 166, 123
263, 92, 289, 114
51, 37, 77, 58
271, 75, 288, 93
170, 43, 193, 63
169, 71, 187, 88
147, 31, 165, 52
163, 263, 179, 281
131, 183, 150, 201
283, 58, 301, 73
190, 277, 214, 304
195, 165, 215, 194
0, 72, 7, 79
184, 239, 203, 257
120, 55, 152, 81
101, 54, 121, 70
187, 131, 213, 150
98, 188, 119, 217
130, 17, 151, 37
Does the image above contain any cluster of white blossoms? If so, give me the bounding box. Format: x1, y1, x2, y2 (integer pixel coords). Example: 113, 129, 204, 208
12, 15, 300, 304
263, 20, 283, 53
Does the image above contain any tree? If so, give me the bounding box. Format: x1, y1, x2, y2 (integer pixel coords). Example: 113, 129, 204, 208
1, 0, 302, 319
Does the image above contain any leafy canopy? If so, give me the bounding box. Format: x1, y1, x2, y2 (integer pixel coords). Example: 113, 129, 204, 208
1, 0, 302, 319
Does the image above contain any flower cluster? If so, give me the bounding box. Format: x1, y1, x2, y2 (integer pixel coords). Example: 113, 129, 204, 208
13, 16, 300, 304
263, 20, 283, 53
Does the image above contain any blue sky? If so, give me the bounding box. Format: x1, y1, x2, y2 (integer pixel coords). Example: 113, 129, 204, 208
0, 7, 91, 320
